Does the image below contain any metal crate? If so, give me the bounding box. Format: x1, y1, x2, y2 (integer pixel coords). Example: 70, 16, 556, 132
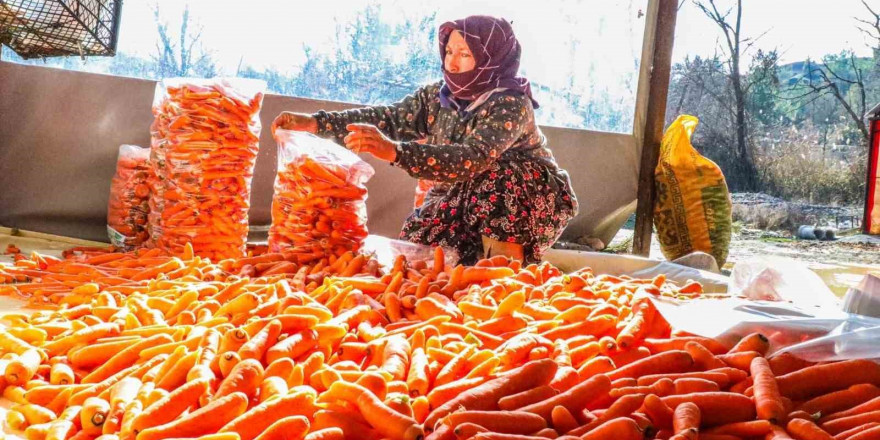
0, 0, 121, 59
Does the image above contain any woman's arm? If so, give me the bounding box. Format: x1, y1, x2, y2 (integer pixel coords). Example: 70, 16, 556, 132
313, 83, 438, 145
393, 94, 531, 182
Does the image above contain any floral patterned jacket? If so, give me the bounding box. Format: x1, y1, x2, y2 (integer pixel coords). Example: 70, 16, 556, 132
313, 81, 577, 212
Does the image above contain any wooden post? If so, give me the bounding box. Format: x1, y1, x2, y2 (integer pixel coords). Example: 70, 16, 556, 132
632, 0, 678, 256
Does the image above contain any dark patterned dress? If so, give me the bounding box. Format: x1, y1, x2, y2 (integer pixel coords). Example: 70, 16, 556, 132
313, 82, 577, 264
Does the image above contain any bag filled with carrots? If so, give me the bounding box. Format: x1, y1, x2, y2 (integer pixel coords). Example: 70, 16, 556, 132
148, 78, 266, 261
269, 130, 375, 262
106, 144, 151, 250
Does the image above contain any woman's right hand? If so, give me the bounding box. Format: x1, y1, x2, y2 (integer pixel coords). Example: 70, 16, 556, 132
272, 112, 318, 135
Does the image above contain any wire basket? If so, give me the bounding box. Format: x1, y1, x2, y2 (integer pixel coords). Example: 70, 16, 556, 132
0, 0, 122, 59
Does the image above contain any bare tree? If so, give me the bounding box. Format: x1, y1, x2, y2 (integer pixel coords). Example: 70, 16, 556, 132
794, 55, 870, 143
693, 0, 763, 191
152, 4, 216, 78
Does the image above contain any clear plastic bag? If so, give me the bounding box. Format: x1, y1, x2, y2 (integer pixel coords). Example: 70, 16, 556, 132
652, 297, 880, 362
269, 131, 375, 262
107, 144, 151, 249
728, 256, 840, 309
148, 77, 266, 260
362, 235, 459, 269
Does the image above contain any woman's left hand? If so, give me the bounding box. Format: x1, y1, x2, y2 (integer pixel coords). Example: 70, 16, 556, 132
345, 124, 398, 163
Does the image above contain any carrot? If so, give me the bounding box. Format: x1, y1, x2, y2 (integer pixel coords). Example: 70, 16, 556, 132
219, 389, 318, 440
6, 348, 43, 385
132, 378, 209, 433
643, 337, 728, 355
685, 342, 726, 370
425, 359, 557, 430
305, 428, 346, 440
442, 410, 548, 435
156, 348, 200, 391
520, 374, 611, 423
799, 384, 880, 416
768, 425, 796, 440
136, 392, 249, 440
662, 393, 756, 426
616, 301, 653, 349
718, 351, 762, 371
81, 397, 111, 435
578, 356, 616, 380
674, 378, 720, 394
453, 422, 489, 440
751, 356, 786, 423
551, 405, 579, 433
407, 347, 430, 397
672, 402, 700, 440
729, 333, 770, 355
822, 411, 880, 435
777, 360, 880, 400
265, 329, 318, 365
644, 394, 675, 429
579, 417, 644, 440
239, 319, 282, 362
82, 334, 173, 384
607, 351, 694, 381
570, 392, 645, 436
846, 425, 880, 440
821, 396, 880, 422
706, 421, 772, 437
638, 371, 731, 388
49, 363, 74, 385
833, 423, 880, 440
320, 381, 423, 440
253, 415, 310, 440
499, 386, 559, 411
788, 418, 834, 440
215, 359, 264, 402
769, 353, 816, 376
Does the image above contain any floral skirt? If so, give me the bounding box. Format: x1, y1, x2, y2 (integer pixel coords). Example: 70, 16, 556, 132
400, 157, 577, 265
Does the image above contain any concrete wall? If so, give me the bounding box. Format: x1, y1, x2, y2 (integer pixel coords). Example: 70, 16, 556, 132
0, 62, 639, 245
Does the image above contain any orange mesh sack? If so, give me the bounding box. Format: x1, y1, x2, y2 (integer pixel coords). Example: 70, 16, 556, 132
654, 115, 732, 266
148, 78, 266, 260
269, 130, 375, 263
107, 144, 151, 249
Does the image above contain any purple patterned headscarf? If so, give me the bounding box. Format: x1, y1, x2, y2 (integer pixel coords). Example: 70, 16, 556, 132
438, 15, 539, 109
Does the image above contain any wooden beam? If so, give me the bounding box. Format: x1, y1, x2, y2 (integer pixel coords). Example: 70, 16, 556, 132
632, 0, 678, 256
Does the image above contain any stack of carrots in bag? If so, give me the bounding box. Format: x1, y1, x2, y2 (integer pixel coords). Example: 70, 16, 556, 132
268, 131, 374, 263
107, 145, 152, 250
148, 79, 265, 261
1, 241, 879, 440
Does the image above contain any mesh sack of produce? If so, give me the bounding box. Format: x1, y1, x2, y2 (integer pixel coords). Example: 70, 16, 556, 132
269, 130, 375, 262
106, 144, 151, 249
149, 78, 266, 261
654, 115, 732, 266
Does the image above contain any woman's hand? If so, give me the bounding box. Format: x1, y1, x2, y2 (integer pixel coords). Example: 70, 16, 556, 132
344, 123, 398, 163
272, 112, 318, 135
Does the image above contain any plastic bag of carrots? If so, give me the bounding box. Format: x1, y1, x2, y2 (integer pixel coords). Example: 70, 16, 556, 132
106, 144, 151, 250
269, 130, 375, 261
148, 77, 266, 261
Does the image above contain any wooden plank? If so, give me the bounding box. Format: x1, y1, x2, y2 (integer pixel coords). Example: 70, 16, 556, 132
632, 0, 679, 256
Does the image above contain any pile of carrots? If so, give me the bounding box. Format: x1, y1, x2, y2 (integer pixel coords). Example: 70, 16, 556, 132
0, 243, 879, 440
269, 133, 373, 261
107, 145, 152, 250
148, 81, 265, 261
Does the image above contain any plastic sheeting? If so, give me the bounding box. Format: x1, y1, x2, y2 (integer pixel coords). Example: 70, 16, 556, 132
653, 297, 880, 362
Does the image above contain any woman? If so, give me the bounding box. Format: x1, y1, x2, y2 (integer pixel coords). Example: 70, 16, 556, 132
273, 15, 577, 265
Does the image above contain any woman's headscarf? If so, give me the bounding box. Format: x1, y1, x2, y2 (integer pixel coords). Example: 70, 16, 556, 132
438, 15, 539, 109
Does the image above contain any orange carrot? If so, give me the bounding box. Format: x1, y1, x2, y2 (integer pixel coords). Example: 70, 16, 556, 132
799, 384, 880, 417
674, 378, 720, 394
821, 411, 880, 436
662, 393, 756, 426
570, 392, 645, 436
821, 396, 880, 423
132, 379, 209, 433
136, 392, 249, 440
685, 342, 726, 370
214, 359, 264, 401
832, 423, 880, 440
607, 351, 694, 381
777, 360, 880, 400
321, 381, 423, 440
520, 374, 611, 423
729, 333, 770, 356
253, 415, 310, 440
442, 410, 548, 435
239, 319, 282, 362
787, 418, 834, 440
499, 386, 559, 411
718, 351, 762, 371
752, 356, 785, 423
220, 389, 317, 440
644, 394, 675, 429
705, 421, 772, 437
579, 417, 644, 440
672, 402, 701, 440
